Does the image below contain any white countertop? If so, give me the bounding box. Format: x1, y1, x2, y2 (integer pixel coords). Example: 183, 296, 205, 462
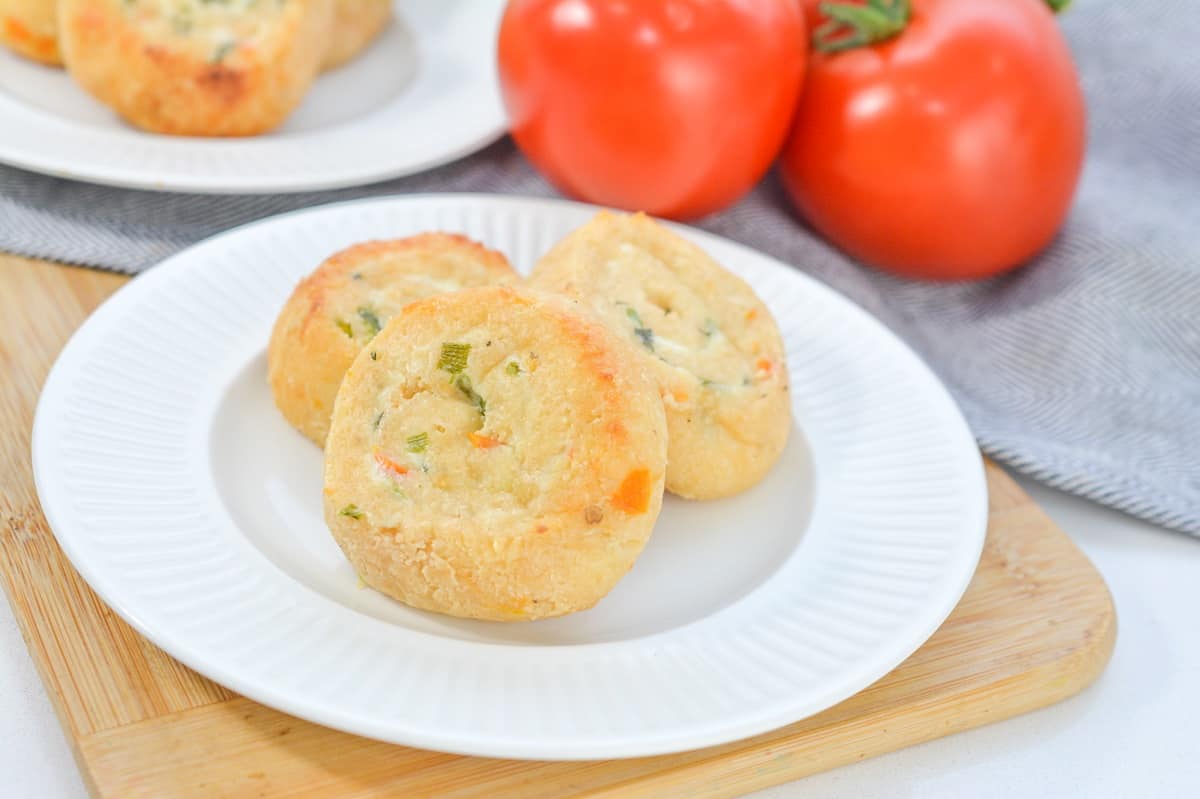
5, 474, 1199, 798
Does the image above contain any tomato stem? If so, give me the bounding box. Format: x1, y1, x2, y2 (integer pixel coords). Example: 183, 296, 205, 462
1045, 0, 1072, 11
812, 0, 911, 53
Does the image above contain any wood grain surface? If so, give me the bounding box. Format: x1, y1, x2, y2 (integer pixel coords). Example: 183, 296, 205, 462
0, 254, 1116, 799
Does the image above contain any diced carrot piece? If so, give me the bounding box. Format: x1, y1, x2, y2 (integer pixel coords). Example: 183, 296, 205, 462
374, 451, 409, 478
611, 469, 652, 515
468, 431, 503, 449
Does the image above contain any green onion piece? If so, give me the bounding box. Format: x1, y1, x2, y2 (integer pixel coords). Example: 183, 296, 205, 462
335, 319, 353, 338
406, 432, 430, 453
438, 342, 470, 374
621, 305, 654, 351
506, 361, 521, 376
372, 412, 383, 430
357, 307, 382, 338
369, 350, 378, 361
455, 374, 486, 416
338, 504, 363, 519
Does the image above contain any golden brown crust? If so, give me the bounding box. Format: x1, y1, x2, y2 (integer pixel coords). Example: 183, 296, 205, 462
531, 211, 792, 499
0, 0, 60, 64
58, 0, 333, 136
323, 286, 668, 621
268, 233, 518, 447
321, 0, 391, 71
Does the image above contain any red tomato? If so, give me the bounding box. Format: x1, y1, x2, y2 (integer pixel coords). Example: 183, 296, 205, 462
782, 0, 1086, 280
498, 0, 807, 220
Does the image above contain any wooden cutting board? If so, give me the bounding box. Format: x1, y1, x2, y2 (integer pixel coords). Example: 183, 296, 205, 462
0, 255, 1116, 799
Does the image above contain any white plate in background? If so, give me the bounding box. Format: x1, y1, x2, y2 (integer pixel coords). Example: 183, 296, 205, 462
0, 1, 506, 193
33, 195, 987, 759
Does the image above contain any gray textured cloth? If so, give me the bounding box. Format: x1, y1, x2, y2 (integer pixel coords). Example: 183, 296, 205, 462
2, 0, 1197, 535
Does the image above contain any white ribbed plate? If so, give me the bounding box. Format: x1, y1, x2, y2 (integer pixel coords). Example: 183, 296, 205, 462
33, 194, 987, 760
0, 1, 504, 193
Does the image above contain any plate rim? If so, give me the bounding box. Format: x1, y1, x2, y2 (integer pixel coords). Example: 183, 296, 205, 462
0, 113, 508, 194
31, 193, 988, 759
